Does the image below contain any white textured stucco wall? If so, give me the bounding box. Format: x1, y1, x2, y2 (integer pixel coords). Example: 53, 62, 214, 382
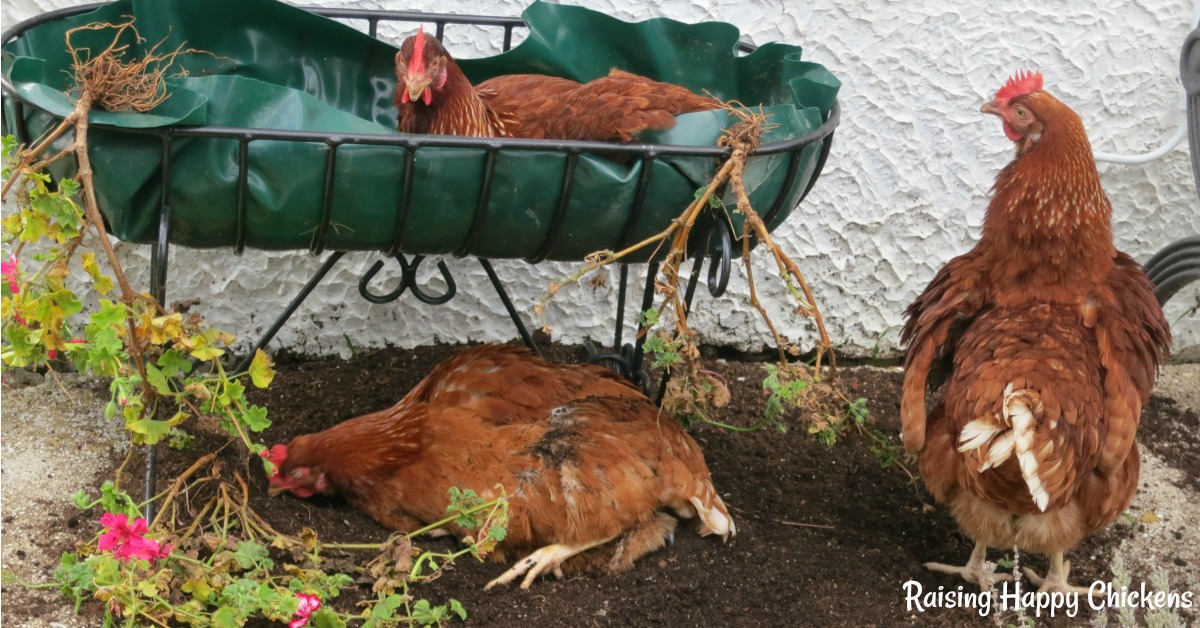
3, 0, 1198, 358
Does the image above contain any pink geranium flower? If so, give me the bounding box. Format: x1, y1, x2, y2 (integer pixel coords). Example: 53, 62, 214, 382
289, 593, 321, 628
97, 513, 171, 563
1, 253, 18, 294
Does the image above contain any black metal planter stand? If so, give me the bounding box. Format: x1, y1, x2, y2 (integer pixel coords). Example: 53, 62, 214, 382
3, 4, 840, 524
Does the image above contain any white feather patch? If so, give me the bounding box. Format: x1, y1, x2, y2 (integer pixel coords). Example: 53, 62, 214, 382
958, 419, 1002, 453
980, 431, 1016, 471
1006, 386, 1049, 512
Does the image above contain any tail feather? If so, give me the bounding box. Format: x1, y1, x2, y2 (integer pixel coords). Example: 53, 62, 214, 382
687, 484, 736, 540
957, 382, 1052, 512
1005, 387, 1050, 512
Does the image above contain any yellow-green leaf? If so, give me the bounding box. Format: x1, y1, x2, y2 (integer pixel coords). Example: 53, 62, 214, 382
190, 342, 225, 362
248, 349, 275, 388
81, 252, 114, 295
150, 312, 184, 345
181, 576, 213, 602
136, 578, 158, 598
128, 418, 171, 445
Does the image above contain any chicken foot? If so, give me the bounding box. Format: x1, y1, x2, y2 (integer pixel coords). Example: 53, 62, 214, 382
485, 537, 615, 590
1022, 552, 1097, 596
925, 540, 1013, 590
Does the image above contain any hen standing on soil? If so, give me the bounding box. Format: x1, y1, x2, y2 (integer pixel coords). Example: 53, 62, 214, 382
900, 70, 1171, 593
267, 344, 734, 589
394, 27, 719, 140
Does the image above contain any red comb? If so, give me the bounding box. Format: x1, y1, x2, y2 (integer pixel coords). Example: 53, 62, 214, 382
995, 69, 1043, 103
411, 26, 427, 73
266, 444, 287, 483
268, 444, 288, 464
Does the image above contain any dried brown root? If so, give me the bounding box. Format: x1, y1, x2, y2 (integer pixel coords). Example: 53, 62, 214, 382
537, 101, 840, 428
721, 105, 836, 376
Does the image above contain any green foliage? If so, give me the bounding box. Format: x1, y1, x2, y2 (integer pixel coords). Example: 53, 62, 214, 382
2, 137, 279, 456
231, 540, 274, 571
762, 363, 808, 434
693, 185, 725, 209
168, 426, 195, 450
642, 333, 684, 370
72, 481, 141, 520
6, 133, 503, 627
48, 484, 501, 626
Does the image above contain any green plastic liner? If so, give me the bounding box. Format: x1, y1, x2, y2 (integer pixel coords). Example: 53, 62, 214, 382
2, 0, 839, 260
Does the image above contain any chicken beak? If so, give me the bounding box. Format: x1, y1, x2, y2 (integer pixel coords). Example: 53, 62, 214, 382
980, 100, 1001, 116
268, 485, 285, 498
405, 77, 431, 105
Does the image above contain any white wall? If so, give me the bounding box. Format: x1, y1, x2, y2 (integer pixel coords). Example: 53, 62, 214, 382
3, 0, 1198, 358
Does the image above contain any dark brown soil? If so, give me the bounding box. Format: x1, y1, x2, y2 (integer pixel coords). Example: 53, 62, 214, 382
24, 343, 1200, 626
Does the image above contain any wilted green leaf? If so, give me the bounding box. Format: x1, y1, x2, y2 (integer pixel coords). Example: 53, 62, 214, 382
168, 427, 194, 451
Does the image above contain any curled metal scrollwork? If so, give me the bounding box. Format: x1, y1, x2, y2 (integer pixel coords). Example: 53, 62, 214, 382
584, 340, 652, 396
358, 254, 456, 305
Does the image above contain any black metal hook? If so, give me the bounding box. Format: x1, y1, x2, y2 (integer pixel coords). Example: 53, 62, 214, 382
358, 254, 457, 305
705, 218, 732, 298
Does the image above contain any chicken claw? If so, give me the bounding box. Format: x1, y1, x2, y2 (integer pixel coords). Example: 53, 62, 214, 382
1022, 553, 1098, 597
925, 541, 1013, 590
485, 539, 611, 590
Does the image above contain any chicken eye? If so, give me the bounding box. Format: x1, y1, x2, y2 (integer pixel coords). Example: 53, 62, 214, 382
1013, 106, 1029, 120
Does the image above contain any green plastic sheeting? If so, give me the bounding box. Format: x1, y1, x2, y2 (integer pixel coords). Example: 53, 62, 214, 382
2, 0, 839, 260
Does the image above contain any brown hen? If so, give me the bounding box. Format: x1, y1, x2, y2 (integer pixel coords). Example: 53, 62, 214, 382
394, 27, 719, 140
900, 70, 1171, 594
267, 344, 734, 589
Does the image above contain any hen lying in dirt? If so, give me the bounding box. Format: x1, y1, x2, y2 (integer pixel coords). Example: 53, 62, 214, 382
267, 344, 734, 589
